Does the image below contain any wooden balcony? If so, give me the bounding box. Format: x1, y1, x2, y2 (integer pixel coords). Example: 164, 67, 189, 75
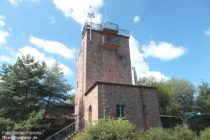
102, 35, 119, 49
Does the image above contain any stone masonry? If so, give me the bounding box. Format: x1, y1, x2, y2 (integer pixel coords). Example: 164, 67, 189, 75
75, 22, 161, 130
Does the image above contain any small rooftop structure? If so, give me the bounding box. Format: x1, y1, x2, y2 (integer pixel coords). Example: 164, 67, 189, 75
82, 22, 130, 38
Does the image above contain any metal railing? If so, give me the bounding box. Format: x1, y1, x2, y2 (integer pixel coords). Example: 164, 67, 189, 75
118, 29, 130, 38
83, 22, 130, 38
45, 122, 76, 140
102, 22, 119, 31
86, 22, 101, 31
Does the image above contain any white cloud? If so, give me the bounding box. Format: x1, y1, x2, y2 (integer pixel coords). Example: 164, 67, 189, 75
140, 71, 169, 82
0, 15, 6, 27
29, 36, 75, 59
130, 35, 149, 74
0, 47, 18, 63
69, 89, 75, 95
8, 0, 39, 6
0, 31, 9, 45
19, 46, 46, 60
133, 15, 140, 23
53, 0, 104, 25
0, 55, 12, 63
59, 63, 73, 77
18, 46, 73, 76
129, 35, 169, 81
204, 29, 210, 36
142, 41, 186, 61
0, 15, 10, 45
8, 0, 18, 5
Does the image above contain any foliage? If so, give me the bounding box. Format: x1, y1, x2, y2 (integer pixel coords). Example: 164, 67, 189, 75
138, 76, 210, 136
43, 63, 71, 105
139, 127, 175, 140
174, 124, 197, 140
74, 118, 138, 140
0, 55, 73, 131
138, 77, 196, 120
154, 82, 176, 115
188, 114, 210, 134
74, 120, 199, 140
165, 78, 195, 124
188, 81, 210, 133
138, 76, 176, 115
0, 117, 14, 131
14, 109, 51, 130
68, 95, 75, 105
138, 76, 156, 86
73, 130, 90, 140
197, 81, 210, 114
200, 126, 210, 140
139, 125, 196, 140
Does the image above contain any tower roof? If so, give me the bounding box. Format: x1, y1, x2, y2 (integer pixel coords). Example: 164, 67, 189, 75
82, 22, 130, 38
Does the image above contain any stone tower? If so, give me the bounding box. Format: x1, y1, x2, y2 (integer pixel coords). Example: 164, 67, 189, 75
75, 22, 161, 130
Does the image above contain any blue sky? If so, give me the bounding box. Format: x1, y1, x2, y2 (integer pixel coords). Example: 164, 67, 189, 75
0, 0, 210, 89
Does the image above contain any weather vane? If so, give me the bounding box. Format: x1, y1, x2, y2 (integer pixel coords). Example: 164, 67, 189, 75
87, 6, 95, 42
87, 6, 95, 24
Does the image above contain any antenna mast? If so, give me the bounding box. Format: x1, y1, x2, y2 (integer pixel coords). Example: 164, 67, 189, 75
87, 6, 95, 42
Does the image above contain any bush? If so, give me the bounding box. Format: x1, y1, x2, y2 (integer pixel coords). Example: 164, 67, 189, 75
74, 118, 138, 140
138, 125, 197, 140
200, 126, 210, 140
174, 125, 197, 140
74, 120, 199, 140
73, 130, 90, 140
138, 127, 175, 140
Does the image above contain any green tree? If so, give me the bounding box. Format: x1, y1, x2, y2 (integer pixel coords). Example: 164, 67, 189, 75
43, 63, 71, 105
154, 82, 176, 115
189, 81, 210, 133
42, 63, 72, 120
0, 55, 47, 130
0, 64, 15, 130
168, 78, 195, 124
188, 114, 210, 134
0, 55, 72, 131
68, 95, 75, 106
138, 77, 196, 124
138, 76, 156, 86
197, 81, 210, 114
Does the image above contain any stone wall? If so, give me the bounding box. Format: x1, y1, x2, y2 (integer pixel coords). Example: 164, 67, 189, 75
75, 31, 88, 130
96, 82, 161, 129
85, 30, 132, 91
141, 88, 162, 128
84, 85, 99, 127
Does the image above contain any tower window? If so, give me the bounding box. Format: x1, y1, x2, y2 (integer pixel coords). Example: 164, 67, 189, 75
116, 105, 126, 117
117, 55, 123, 60
105, 36, 112, 42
